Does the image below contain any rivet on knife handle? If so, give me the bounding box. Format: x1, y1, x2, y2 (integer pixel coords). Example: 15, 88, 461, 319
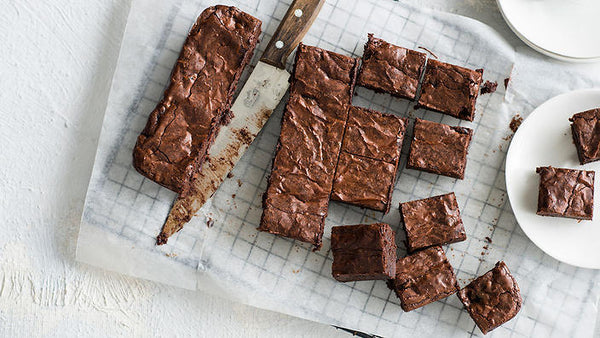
260, 0, 327, 69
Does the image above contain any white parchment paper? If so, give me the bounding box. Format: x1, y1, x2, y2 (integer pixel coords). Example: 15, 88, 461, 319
77, 0, 600, 336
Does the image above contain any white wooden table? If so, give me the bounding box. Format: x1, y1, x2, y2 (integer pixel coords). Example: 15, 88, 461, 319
0, 0, 598, 336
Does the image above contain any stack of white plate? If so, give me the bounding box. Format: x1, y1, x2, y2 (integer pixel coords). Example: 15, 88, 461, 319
497, 0, 600, 62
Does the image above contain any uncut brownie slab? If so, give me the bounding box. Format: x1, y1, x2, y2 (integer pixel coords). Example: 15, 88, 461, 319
332, 106, 407, 213
400, 192, 466, 252
331, 223, 396, 282
357, 34, 427, 100
570, 108, 600, 164
133, 6, 261, 194
391, 246, 458, 312
418, 59, 483, 121
536, 166, 595, 220
259, 44, 359, 249
458, 261, 522, 334
407, 118, 473, 179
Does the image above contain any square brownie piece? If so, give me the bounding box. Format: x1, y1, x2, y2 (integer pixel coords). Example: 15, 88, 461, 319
400, 193, 467, 252
341, 106, 407, 163
458, 261, 522, 334
331, 223, 397, 282
536, 166, 595, 220
357, 34, 427, 100
418, 59, 483, 121
332, 153, 397, 212
570, 108, 600, 164
407, 118, 473, 179
331, 107, 407, 213
392, 246, 458, 312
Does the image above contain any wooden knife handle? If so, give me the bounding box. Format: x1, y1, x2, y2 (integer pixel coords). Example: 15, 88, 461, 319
260, 0, 326, 69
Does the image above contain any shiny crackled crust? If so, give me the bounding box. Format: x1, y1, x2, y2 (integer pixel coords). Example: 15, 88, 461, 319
331, 223, 397, 282
570, 108, 600, 164
332, 107, 407, 213
417, 59, 483, 121
392, 246, 458, 312
260, 44, 359, 249
400, 192, 466, 252
357, 34, 427, 100
132, 6, 261, 194
536, 166, 595, 220
458, 261, 522, 334
407, 118, 473, 179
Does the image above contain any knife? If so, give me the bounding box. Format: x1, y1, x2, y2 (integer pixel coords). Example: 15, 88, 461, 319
157, 0, 327, 245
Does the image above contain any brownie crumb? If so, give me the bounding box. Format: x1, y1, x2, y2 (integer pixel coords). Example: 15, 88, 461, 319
417, 46, 438, 59
232, 194, 236, 199
504, 77, 510, 89
237, 179, 243, 187
386, 278, 395, 291
236, 127, 253, 144
509, 114, 523, 132
221, 110, 235, 125
206, 218, 214, 228
485, 236, 492, 243
227, 172, 234, 178
480, 80, 498, 95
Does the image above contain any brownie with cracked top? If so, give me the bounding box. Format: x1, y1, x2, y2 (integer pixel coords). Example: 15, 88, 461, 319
331, 223, 397, 282
407, 118, 473, 179
259, 44, 359, 249
570, 108, 600, 164
331, 106, 407, 213
133, 6, 261, 194
536, 166, 594, 220
391, 246, 458, 312
357, 34, 427, 100
458, 261, 522, 334
418, 59, 483, 121
400, 192, 466, 252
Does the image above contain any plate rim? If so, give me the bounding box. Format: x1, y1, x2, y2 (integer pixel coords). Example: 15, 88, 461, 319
505, 88, 600, 269
496, 0, 600, 63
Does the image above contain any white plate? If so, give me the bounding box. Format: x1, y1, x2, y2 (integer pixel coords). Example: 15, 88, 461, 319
497, 0, 600, 61
506, 89, 600, 269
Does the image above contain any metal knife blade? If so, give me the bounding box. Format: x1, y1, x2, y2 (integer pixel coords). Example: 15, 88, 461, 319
157, 62, 289, 244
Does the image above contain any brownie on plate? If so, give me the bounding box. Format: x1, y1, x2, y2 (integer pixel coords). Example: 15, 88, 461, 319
400, 193, 467, 252
357, 34, 427, 100
407, 118, 473, 179
536, 166, 595, 220
458, 261, 522, 335
331, 223, 397, 282
570, 108, 600, 164
391, 246, 458, 312
417, 59, 483, 121
331, 106, 407, 213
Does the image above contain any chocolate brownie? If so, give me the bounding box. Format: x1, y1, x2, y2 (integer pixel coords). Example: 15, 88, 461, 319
331, 223, 397, 282
391, 246, 458, 312
458, 261, 522, 334
357, 34, 427, 100
259, 44, 359, 249
570, 108, 600, 164
332, 106, 407, 213
400, 193, 466, 252
418, 59, 483, 121
407, 118, 473, 179
536, 166, 595, 220
133, 6, 261, 194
